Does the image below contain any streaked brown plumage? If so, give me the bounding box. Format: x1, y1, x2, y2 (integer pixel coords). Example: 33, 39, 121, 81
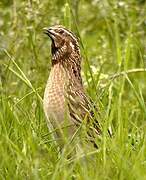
43, 25, 100, 146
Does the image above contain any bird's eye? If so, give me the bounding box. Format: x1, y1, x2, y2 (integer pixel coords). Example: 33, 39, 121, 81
58, 29, 64, 34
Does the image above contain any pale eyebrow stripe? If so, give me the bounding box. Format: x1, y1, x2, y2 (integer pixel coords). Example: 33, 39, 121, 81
58, 27, 78, 43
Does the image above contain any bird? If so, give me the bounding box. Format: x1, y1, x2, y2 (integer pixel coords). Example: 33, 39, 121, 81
43, 25, 101, 147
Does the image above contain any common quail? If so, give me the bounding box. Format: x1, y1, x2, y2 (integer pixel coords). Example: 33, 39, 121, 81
43, 25, 100, 146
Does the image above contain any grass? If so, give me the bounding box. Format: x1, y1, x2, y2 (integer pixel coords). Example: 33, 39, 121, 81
0, 0, 146, 179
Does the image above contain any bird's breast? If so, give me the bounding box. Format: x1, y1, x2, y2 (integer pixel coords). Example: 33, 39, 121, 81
43, 64, 67, 123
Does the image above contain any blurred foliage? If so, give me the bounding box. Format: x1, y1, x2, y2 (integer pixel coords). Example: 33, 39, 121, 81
0, 0, 146, 93
0, 0, 146, 179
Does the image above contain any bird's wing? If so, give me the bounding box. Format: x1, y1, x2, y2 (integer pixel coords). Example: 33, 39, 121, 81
65, 82, 101, 137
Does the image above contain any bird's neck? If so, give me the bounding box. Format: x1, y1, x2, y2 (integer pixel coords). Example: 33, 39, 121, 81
52, 52, 82, 85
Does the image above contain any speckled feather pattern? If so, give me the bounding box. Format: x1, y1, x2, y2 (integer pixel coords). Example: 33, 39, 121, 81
43, 63, 76, 136
43, 25, 100, 142
43, 63, 66, 122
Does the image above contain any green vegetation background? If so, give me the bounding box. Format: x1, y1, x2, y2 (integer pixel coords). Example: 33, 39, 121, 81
0, 0, 146, 179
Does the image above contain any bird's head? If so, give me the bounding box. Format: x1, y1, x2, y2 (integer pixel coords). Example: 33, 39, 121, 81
44, 25, 80, 62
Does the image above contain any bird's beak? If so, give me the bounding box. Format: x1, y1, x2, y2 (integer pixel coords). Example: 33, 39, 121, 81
43, 27, 56, 40
43, 27, 61, 48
